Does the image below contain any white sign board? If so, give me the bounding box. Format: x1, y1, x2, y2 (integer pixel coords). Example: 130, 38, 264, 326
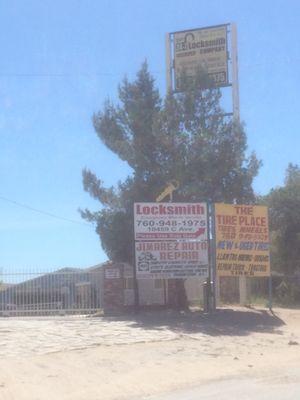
173, 25, 228, 90
134, 202, 207, 241
135, 240, 208, 279
105, 268, 121, 279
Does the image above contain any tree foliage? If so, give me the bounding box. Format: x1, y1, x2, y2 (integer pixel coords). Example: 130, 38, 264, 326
81, 62, 260, 263
266, 163, 300, 275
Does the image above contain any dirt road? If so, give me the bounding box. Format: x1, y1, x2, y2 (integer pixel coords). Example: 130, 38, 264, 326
0, 307, 299, 400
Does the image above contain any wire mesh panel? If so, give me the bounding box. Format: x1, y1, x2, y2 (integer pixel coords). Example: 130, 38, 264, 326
0, 268, 103, 316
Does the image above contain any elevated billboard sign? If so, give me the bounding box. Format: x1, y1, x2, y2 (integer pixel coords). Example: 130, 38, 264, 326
172, 24, 229, 90
215, 204, 270, 277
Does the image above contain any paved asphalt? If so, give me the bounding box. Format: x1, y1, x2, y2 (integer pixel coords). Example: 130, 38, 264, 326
144, 374, 300, 400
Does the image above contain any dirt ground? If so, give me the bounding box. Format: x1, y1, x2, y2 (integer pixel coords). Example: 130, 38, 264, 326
0, 307, 299, 400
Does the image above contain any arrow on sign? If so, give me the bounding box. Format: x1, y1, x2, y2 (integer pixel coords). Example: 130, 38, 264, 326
194, 228, 205, 237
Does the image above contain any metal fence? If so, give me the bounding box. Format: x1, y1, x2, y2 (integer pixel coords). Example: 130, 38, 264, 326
0, 268, 104, 316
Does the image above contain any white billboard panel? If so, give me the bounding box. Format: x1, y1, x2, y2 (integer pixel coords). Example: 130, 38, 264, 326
135, 240, 208, 279
173, 25, 228, 90
134, 202, 207, 241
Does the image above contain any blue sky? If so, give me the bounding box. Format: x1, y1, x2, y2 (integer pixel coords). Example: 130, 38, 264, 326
0, 0, 299, 271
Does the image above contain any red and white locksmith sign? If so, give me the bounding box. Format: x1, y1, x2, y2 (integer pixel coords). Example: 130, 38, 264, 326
134, 203, 208, 279
134, 202, 207, 241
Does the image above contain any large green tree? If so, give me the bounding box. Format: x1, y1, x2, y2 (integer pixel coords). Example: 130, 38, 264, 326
81, 62, 260, 263
266, 163, 300, 275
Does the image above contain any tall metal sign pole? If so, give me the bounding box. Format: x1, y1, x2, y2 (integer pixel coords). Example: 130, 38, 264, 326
165, 33, 172, 93
230, 23, 247, 305
231, 23, 240, 122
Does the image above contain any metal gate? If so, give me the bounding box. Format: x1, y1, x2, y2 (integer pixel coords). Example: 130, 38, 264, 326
0, 267, 104, 316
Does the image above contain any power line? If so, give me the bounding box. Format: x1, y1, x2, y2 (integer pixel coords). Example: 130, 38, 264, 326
0, 195, 93, 227
0, 56, 299, 79
0, 72, 119, 77
0, 70, 164, 78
